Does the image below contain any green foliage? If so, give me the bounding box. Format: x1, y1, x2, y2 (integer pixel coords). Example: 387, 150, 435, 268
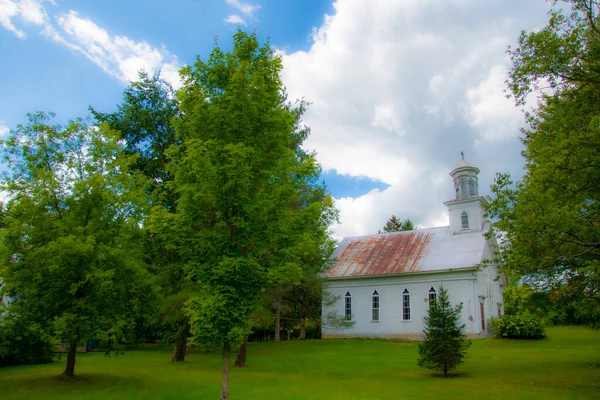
91, 71, 178, 205
503, 281, 600, 328
493, 315, 545, 340
379, 215, 414, 233
503, 284, 562, 324
321, 289, 356, 330
268, 191, 338, 341
186, 257, 266, 348
0, 112, 156, 375
164, 30, 337, 397
503, 284, 538, 316
418, 287, 471, 376
486, 1, 600, 323
322, 310, 356, 330
93, 72, 195, 358
0, 307, 55, 367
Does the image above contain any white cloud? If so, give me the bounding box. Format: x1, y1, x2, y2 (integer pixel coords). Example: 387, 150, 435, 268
0, 121, 9, 138
280, 0, 550, 239
466, 64, 523, 144
371, 103, 405, 135
52, 11, 183, 89
0, 3, 183, 89
224, 0, 260, 25
331, 167, 450, 239
18, 0, 47, 24
225, 0, 260, 16
224, 14, 246, 26
0, 190, 9, 204
0, 0, 24, 38
0, 0, 51, 38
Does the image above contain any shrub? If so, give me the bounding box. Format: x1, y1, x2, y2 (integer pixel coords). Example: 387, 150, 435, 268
493, 315, 545, 339
487, 317, 499, 337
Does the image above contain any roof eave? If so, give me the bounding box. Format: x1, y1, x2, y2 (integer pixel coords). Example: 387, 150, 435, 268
326, 266, 479, 280
443, 196, 489, 206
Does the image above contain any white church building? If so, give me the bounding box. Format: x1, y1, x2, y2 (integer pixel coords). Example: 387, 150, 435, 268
322, 156, 505, 339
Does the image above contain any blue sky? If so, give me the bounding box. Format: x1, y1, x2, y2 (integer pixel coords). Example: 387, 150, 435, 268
0, 0, 552, 238
0, 0, 333, 126
0, 0, 376, 201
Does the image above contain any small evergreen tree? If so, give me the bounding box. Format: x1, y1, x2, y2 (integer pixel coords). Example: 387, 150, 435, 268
418, 287, 471, 377
379, 215, 414, 233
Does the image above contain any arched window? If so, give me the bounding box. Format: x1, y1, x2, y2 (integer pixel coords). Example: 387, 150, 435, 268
428, 287, 437, 309
372, 290, 380, 321
402, 289, 411, 320
461, 211, 469, 229
344, 292, 352, 319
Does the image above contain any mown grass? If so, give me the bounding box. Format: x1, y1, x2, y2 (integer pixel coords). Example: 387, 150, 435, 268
1, 326, 598, 399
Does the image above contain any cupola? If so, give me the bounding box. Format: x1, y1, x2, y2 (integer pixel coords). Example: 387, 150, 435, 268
443, 152, 486, 235
450, 151, 480, 200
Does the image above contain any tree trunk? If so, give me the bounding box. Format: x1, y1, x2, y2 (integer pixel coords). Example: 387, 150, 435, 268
172, 319, 189, 362
220, 342, 231, 400
299, 317, 306, 340
274, 295, 281, 343
62, 341, 77, 377
234, 335, 248, 367
443, 365, 448, 377
172, 341, 187, 362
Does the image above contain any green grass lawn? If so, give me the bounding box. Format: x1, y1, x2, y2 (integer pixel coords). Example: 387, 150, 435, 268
1, 326, 599, 400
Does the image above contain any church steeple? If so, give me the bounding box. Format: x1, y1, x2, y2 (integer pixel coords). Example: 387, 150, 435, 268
444, 153, 486, 235
450, 151, 480, 200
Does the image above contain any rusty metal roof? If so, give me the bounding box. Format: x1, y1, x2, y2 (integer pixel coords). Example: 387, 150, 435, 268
326, 226, 487, 279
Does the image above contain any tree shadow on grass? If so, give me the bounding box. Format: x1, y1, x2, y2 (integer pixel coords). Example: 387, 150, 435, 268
4, 372, 146, 392
53, 373, 139, 385
423, 372, 469, 378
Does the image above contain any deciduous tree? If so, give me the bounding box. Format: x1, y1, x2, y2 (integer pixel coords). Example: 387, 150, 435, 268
93, 72, 195, 361
168, 31, 334, 399
0, 113, 155, 377
266, 179, 338, 345
486, 0, 600, 313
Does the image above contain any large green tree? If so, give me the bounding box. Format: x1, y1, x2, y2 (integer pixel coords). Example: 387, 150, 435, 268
0, 113, 155, 377
92, 72, 195, 361
164, 31, 333, 399
487, 1, 600, 316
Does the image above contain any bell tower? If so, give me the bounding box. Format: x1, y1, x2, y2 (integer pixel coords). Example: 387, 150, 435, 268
443, 152, 486, 234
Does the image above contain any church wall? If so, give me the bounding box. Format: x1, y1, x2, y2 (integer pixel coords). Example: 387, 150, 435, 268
322, 270, 481, 339
474, 242, 505, 332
